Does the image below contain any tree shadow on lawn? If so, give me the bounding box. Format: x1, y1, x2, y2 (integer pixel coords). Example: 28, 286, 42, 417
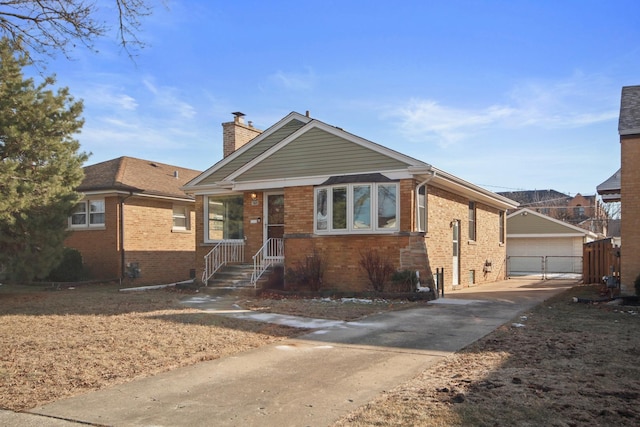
0, 282, 196, 316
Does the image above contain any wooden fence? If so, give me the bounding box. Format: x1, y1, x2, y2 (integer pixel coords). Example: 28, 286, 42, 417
583, 238, 621, 284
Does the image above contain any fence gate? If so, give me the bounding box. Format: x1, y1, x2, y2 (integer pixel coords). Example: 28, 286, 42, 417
582, 238, 620, 285
507, 255, 583, 280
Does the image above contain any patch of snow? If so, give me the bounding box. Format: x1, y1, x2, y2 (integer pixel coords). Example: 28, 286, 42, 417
511, 323, 526, 328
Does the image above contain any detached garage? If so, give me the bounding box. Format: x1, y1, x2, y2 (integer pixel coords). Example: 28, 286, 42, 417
507, 208, 597, 278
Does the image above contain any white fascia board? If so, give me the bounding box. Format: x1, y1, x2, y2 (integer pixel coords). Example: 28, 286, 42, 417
132, 193, 195, 203
185, 112, 312, 187
619, 128, 640, 136
430, 169, 519, 210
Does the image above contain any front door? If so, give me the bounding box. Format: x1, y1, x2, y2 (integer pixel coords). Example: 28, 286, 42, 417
264, 193, 284, 256
452, 219, 460, 286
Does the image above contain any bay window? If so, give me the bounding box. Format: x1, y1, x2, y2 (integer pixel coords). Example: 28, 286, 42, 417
315, 182, 399, 233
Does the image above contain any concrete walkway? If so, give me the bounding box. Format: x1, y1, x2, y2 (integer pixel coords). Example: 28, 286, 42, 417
9, 279, 576, 427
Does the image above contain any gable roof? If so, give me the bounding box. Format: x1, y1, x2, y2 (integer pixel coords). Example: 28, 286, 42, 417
507, 208, 597, 238
78, 157, 201, 201
619, 85, 640, 136
597, 168, 621, 202
184, 112, 518, 210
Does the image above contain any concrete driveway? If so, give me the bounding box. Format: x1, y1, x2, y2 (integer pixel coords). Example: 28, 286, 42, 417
14, 279, 576, 426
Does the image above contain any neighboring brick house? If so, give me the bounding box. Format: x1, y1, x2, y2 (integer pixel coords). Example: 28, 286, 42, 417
598, 85, 640, 293
183, 112, 518, 292
497, 189, 608, 235
65, 157, 201, 285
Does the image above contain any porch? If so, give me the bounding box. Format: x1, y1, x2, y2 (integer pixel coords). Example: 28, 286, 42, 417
202, 238, 284, 287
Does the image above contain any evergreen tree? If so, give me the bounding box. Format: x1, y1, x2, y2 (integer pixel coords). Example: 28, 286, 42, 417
0, 38, 88, 282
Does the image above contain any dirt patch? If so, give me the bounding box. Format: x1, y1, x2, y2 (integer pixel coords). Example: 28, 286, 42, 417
334, 285, 640, 426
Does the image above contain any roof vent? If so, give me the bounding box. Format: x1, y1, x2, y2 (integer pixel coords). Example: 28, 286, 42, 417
174, 170, 179, 178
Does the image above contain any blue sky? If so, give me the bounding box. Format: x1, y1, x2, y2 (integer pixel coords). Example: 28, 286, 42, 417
30, 0, 639, 196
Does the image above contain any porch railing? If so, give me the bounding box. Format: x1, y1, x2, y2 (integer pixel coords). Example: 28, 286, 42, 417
202, 240, 245, 284
251, 238, 284, 287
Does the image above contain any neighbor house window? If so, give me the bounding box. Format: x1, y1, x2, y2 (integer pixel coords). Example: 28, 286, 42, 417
69, 200, 105, 228
416, 184, 427, 232
499, 210, 505, 244
468, 201, 476, 241
206, 195, 243, 241
314, 182, 399, 233
172, 205, 190, 231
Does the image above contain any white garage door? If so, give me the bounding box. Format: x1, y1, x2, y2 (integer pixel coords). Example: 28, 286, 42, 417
508, 237, 583, 277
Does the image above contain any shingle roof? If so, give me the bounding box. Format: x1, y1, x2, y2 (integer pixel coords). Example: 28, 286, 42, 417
619, 85, 640, 135
77, 157, 201, 200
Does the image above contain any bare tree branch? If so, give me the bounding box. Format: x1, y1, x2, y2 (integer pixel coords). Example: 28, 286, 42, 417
0, 0, 153, 62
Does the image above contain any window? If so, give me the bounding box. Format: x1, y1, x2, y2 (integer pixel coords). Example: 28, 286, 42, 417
172, 205, 190, 231
416, 184, 427, 232
314, 182, 399, 233
468, 201, 476, 241
206, 195, 243, 241
69, 200, 105, 228
499, 210, 505, 244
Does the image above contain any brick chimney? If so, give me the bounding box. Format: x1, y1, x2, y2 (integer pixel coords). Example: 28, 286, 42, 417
222, 112, 262, 158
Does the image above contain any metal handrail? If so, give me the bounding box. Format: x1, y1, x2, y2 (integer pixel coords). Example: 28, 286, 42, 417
202, 240, 245, 285
251, 238, 284, 287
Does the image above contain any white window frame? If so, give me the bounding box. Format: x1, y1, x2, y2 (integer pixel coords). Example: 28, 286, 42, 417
468, 201, 476, 241
416, 184, 427, 232
69, 199, 105, 229
314, 182, 400, 234
204, 195, 244, 243
172, 205, 190, 231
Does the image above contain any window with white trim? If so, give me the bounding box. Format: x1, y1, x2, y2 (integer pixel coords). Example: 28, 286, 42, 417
499, 210, 505, 244
468, 201, 476, 241
172, 205, 190, 231
416, 184, 427, 232
314, 182, 399, 233
69, 200, 105, 228
206, 195, 243, 241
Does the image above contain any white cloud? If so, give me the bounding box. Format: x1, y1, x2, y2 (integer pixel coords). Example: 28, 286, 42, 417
389, 73, 619, 147
270, 68, 316, 91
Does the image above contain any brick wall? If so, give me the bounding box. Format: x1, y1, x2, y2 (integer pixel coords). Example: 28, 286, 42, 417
65, 195, 121, 280
121, 198, 196, 285
222, 117, 262, 158
193, 179, 507, 292
621, 134, 640, 292
424, 185, 507, 290
66, 196, 196, 285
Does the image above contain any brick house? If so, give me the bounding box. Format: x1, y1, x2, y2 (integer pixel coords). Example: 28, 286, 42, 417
597, 85, 640, 293
184, 112, 518, 292
65, 157, 201, 285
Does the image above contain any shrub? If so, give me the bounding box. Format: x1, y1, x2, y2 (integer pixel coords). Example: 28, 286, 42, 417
391, 269, 419, 292
359, 249, 394, 292
46, 247, 84, 282
285, 249, 324, 291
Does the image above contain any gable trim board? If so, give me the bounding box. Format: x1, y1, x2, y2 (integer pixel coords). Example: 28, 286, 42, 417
184, 114, 518, 212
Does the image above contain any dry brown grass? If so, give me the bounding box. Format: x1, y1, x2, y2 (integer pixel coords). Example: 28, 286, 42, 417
0, 283, 305, 411
334, 285, 640, 427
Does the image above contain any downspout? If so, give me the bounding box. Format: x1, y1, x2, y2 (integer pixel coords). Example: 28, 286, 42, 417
119, 192, 134, 283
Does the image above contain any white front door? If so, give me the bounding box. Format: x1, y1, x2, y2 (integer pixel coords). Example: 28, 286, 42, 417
452, 220, 460, 286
